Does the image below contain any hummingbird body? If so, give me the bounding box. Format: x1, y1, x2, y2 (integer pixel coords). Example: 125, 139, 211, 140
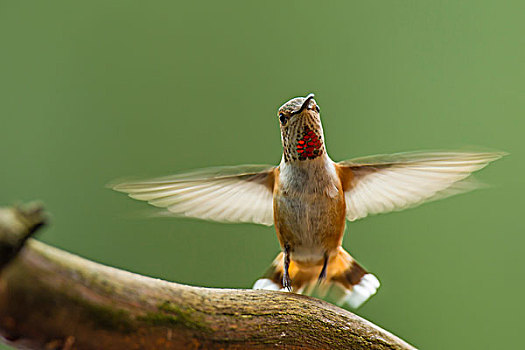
272, 158, 364, 296
274, 155, 345, 264
113, 94, 504, 308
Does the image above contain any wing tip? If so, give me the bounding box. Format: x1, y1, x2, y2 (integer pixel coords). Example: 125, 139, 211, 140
107, 178, 148, 193
340, 149, 508, 166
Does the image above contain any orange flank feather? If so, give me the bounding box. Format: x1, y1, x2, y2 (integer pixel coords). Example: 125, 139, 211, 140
263, 248, 367, 292
335, 163, 355, 192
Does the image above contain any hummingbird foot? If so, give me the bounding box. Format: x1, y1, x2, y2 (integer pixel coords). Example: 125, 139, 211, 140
282, 274, 292, 291
317, 254, 329, 283
282, 244, 292, 291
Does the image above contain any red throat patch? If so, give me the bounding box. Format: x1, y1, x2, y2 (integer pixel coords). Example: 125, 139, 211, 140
296, 127, 323, 160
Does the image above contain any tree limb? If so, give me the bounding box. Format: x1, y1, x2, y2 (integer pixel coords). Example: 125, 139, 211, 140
0, 204, 415, 350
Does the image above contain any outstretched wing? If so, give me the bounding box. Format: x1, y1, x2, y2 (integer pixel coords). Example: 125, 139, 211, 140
338, 151, 504, 221
112, 165, 276, 226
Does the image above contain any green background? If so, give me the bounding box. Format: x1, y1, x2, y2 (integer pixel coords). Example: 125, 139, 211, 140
1, 1, 523, 349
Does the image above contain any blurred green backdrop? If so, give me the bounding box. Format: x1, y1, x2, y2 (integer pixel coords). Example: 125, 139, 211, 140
1, 1, 523, 349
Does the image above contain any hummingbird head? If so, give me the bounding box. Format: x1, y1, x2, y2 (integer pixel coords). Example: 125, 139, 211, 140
277, 94, 325, 162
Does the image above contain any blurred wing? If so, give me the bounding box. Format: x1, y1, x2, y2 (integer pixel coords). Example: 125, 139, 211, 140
112, 165, 276, 226
338, 151, 505, 221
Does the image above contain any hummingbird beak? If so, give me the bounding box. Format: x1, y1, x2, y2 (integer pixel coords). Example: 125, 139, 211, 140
293, 93, 315, 115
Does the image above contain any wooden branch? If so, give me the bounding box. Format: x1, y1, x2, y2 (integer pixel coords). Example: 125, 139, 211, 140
0, 204, 415, 350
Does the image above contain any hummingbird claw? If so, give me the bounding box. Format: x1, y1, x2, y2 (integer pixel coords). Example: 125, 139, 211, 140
282, 274, 292, 291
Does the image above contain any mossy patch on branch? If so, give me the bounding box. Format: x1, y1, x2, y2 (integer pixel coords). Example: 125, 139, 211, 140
136, 301, 210, 332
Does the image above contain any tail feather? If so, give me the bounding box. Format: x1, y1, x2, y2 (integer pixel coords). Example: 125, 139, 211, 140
253, 247, 380, 309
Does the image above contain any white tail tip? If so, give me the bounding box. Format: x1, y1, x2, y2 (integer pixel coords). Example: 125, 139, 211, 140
341, 273, 380, 308
253, 278, 286, 292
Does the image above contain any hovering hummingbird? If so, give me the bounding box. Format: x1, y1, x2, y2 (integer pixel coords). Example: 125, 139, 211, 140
113, 94, 503, 308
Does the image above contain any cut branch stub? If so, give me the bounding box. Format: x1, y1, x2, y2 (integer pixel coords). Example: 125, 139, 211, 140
0, 203, 45, 270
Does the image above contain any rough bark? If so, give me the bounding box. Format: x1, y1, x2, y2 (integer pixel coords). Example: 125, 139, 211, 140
0, 204, 415, 350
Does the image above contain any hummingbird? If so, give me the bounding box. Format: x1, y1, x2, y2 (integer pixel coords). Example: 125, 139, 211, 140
113, 94, 503, 308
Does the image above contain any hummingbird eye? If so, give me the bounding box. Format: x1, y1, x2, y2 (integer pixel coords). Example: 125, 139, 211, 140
279, 113, 288, 125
